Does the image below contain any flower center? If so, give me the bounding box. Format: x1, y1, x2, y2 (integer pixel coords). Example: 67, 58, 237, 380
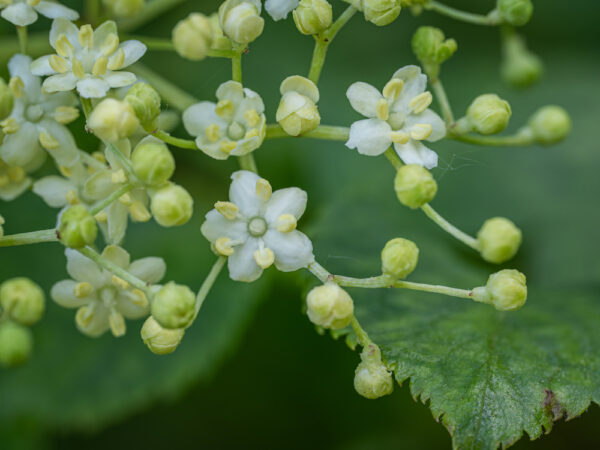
99, 286, 118, 306
26, 104, 44, 122
388, 111, 405, 130
227, 121, 246, 141
248, 217, 267, 237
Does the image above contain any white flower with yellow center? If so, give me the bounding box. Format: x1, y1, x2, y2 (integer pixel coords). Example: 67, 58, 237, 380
345, 65, 446, 169
0, 157, 36, 201
265, 0, 299, 20
201, 170, 314, 282
30, 18, 146, 98
51, 245, 166, 337
182, 81, 266, 160
0, 0, 78, 27
0, 54, 79, 169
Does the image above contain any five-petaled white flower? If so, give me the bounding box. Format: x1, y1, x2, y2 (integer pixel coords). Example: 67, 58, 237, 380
0, 54, 79, 169
0, 0, 78, 27
201, 170, 314, 282
31, 18, 146, 98
51, 245, 166, 337
345, 65, 446, 169
183, 81, 266, 160
265, 0, 299, 20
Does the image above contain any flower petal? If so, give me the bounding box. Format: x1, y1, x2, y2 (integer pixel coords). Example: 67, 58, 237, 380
37, 119, 79, 166
116, 293, 148, 319
102, 244, 130, 269
263, 229, 314, 272
102, 71, 136, 88
1, 3, 37, 26
9, 54, 41, 97
65, 248, 104, 285
76, 77, 110, 98
84, 170, 116, 199
346, 118, 392, 156
405, 109, 446, 142
129, 257, 166, 284
106, 200, 128, 244
228, 237, 262, 282
182, 101, 222, 137
119, 41, 147, 67
391, 65, 428, 112
265, 0, 299, 20
264, 187, 307, 224
394, 140, 439, 169
216, 81, 244, 108
34, 1, 79, 20
49, 17, 79, 50
92, 20, 117, 51
30, 55, 56, 76
200, 209, 248, 243
76, 304, 110, 337
0, 122, 42, 167
32, 175, 73, 207
347, 82, 383, 119
51, 280, 90, 308
0, 176, 31, 201
229, 170, 263, 217
43, 72, 78, 93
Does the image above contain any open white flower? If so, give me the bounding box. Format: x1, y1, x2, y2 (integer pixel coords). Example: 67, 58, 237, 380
0, 157, 38, 201
0, 0, 78, 27
31, 18, 146, 98
345, 65, 446, 169
183, 81, 266, 160
201, 170, 314, 282
0, 54, 79, 168
265, 0, 299, 20
51, 245, 166, 337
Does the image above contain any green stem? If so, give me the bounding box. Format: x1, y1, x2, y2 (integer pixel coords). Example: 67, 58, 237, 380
16, 26, 27, 54
77, 246, 150, 293
130, 63, 198, 111
192, 256, 227, 319
425, 1, 500, 26
266, 124, 349, 141
350, 317, 372, 347
420, 204, 480, 250
0, 33, 49, 61
129, 36, 239, 58
449, 129, 535, 147
431, 78, 454, 125
90, 183, 135, 215
86, 0, 100, 25
80, 96, 93, 120
384, 148, 404, 171
308, 261, 331, 283
231, 52, 243, 83
0, 229, 58, 247
105, 142, 137, 180
238, 154, 258, 173
118, 0, 188, 32
152, 129, 198, 149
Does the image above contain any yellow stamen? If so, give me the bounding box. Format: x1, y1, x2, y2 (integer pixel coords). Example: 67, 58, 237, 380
215, 237, 234, 256
1, 117, 19, 134
92, 56, 108, 77
49, 55, 69, 73
215, 99, 234, 118
276, 214, 297, 233
244, 129, 259, 139
129, 202, 151, 222
73, 281, 93, 298
376, 98, 389, 121
107, 48, 125, 71
71, 58, 85, 79
215, 201, 239, 220
409, 92, 433, 114
92, 152, 106, 163
39, 132, 59, 150
410, 123, 433, 141
119, 192, 133, 206
205, 124, 220, 142
75, 305, 95, 327
244, 109, 260, 127
253, 247, 274, 269
111, 169, 127, 184
101, 33, 119, 56
129, 289, 148, 308
390, 131, 410, 144
78, 24, 94, 49
65, 189, 79, 205
7, 166, 25, 182
94, 211, 108, 222
55, 34, 73, 58
54, 106, 79, 124
219, 140, 237, 154
108, 309, 126, 337
9, 76, 24, 98
382, 78, 404, 102
112, 275, 129, 290
255, 178, 272, 202
28, 0, 41, 5
58, 165, 72, 177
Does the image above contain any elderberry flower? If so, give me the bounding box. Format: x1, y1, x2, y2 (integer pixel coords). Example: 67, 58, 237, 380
472, 269, 527, 312
265, 0, 299, 20
124, 82, 161, 130
276, 75, 320, 136
150, 183, 193, 227
293, 0, 332, 35
0, 321, 33, 367
151, 282, 195, 329
183, 81, 266, 160
31, 18, 146, 98
0, 0, 77, 27
219, 0, 264, 45
131, 140, 175, 186
346, 65, 445, 169
103, 0, 145, 19
306, 283, 354, 330
0, 157, 35, 201
381, 238, 419, 280
57, 204, 98, 248
477, 217, 522, 264
527, 105, 571, 145
87, 98, 139, 143
496, 0, 533, 27
345, 0, 402, 27
201, 170, 314, 282
354, 344, 394, 399
465, 94, 512, 136
172, 13, 215, 62
394, 164, 437, 209
0, 277, 45, 326
0, 54, 79, 168
51, 245, 166, 337
141, 316, 185, 355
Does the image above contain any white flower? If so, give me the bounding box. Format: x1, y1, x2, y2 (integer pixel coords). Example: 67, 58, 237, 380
0, 54, 79, 168
0, 0, 78, 27
345, 65, 446, 169
0, 157, 36, 201
265, 0, 299, 20
201, 170, 314, 282
51, 245, 166, 337
30, 18, 146, 98
183, 81, 266, 160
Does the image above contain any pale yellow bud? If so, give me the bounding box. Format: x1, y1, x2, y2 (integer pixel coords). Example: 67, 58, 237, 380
172, 13, 215, 61
87, 98, 140, 143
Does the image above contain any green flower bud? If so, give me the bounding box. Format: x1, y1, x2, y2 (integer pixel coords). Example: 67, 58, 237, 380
466, 94, 512, 136
497, 0, 533, 26
141, 316, 185, 355
0, 278, 45, 326
501, 33, 543, 88
103, 0, 145, 18
293, 0, 332, 35
473, 269, 527, 311
381, 238, 419, 280
58, 205, 98, 248
394, 164, 437, 209
208, 13, 234, 51
172, 13, 215, 61
306, 283, 354, 330
125, 82, 161, 129
131, 139, 175, 186
0, 321, 33, 367
276, 76, 321, 136
528, 105, 571, 145
363, 0, 402, 26
411, 26, 457, 73
151, 282, 196, 329
354, 345, 394, 399
150, 183, 194, 227
87, 98, 139, 143
477, 217, 522, 264
219, 0, 264, 45
0, 78, 14, 121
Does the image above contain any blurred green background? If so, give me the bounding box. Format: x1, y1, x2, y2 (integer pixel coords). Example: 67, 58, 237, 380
1, 0, 599, 449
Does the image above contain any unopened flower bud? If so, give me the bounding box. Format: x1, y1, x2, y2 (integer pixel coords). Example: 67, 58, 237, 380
527, 105, 571, 145
411, 26, 457, 76
497, 0, 533, 26
381, 238, 419, 280
151, 282, 195, 329
131, 139, 175, 186
276, 75, 321, 136
394, 164, 437, 209
0, 78, 14, 121
473, 269, 527, 311
150, 183, 193, 227
0, 278, 45, 326
306, 283, 354, 330
0, 321, 33, 367
87, 98, 139, 143
141, 315, 185, 355
125, 82, 161, 129
354, 344, 394, 399
477, 217, 522, 264
466, 94, 511, 135
219, 0, 264, 45
58, 205, 98, 249
172, 13, 215, 61
363, 0, 402, 26
293, 0, 332, 35
103, 0, 145, 18
501, 33, 543, 88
